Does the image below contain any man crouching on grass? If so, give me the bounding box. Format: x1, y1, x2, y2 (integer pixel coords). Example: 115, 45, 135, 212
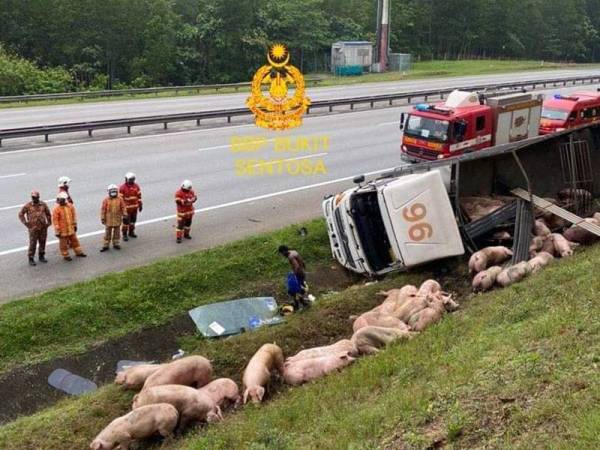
278, 245, 310, 310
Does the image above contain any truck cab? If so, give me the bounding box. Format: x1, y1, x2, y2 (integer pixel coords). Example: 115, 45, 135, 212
540, 91, 600, 134
401, 90, 542, 162
322, 169, 464, 276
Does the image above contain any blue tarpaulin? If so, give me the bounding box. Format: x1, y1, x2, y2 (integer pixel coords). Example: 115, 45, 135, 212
188, 297, 284, 338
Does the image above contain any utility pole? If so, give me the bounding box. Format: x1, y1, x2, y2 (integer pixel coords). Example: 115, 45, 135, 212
375, 0, 390, 72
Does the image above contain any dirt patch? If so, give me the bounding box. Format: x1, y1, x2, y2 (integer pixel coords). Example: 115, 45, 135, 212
0, 264, 356, 424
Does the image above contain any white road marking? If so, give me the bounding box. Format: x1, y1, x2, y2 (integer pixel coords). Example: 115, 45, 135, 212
0, 172, 26, 179
377, 121, 400, 126
0, 165, 396, 257
248, 152, 327, 168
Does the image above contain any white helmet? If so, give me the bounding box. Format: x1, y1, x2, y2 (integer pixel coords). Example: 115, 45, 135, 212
57, 191, 69, 200
124, 172, 136, 181
58, 176, 71, 187
181, 180, 192, 190
107, 184, 118, 192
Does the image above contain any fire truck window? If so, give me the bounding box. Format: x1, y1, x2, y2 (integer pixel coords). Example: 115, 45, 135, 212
476, 115, 486, 131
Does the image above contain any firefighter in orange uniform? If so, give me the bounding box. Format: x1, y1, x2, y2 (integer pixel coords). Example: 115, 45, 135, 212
52, 191, 86, 261
119, 172, 142, 241
100, 184, 127, 252
175, 180, 197, 243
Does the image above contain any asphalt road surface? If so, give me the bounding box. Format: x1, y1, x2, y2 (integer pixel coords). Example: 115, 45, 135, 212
2, 69, 600, 129
0, 75, 599, 303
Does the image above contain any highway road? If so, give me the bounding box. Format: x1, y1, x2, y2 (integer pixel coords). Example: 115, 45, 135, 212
2, 68, 600, 129
0, 76, 599, 303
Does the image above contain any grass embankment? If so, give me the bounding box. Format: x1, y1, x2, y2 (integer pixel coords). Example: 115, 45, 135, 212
1, 60, 595, 109
0, 260, 436, 450
0, 219, 332, 374
1, 243, 599, 449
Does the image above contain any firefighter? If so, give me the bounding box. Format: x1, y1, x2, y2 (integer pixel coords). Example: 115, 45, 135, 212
175, 180, 197, 243
100, 184, 127, 252
18, 190, 52, 266
119, 172, 142, 241
57, 176, 73, 203
52, 191, 86, 261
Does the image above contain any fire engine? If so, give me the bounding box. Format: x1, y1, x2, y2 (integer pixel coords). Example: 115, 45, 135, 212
539, 90, 600, 134
400, 90, 543, 162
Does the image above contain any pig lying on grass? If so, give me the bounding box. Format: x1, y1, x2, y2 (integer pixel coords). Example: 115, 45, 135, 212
142, 355, 212, 391
90, 403, 178, 450
198, 378, 240, 410
527, 251, 554, 273
351, 325, 413, 355
496, 262, 530, 288
283, 352, 355, 385
242, 343, 284, 404
115, 364, 163, 391
351, 310, 410, 333
133, 385, 222, 428
286, 339, 357, 364
472, 266, 502, 292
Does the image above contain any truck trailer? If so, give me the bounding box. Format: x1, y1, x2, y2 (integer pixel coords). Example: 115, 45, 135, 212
324, 123, 600, 276
400, 90, 543, 162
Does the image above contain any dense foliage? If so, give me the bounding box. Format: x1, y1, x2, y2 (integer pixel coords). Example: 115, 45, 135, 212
0, 0, 599, 93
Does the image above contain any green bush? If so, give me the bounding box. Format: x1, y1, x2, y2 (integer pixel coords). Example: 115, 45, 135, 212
0, 46, 74, 95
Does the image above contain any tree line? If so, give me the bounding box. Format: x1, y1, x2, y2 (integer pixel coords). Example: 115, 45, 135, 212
0, 0, 599, 95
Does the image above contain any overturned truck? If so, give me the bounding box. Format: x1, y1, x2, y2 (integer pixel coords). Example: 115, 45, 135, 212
323, 123, 600, 276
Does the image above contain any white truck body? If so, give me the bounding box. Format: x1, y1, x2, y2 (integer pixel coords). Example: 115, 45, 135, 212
323, 169, 464, 276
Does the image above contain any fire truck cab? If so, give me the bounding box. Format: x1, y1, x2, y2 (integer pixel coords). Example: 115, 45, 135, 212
400, 90, 542, 162
540, 90, 600, 134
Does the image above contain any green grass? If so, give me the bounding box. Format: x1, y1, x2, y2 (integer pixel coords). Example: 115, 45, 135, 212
1, 242, 599, 449
0, 218, 332, 374
2, 59, 597, 109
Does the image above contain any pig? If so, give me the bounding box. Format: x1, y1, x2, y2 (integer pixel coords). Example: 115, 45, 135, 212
132, 385, 222, 429
114, 364, 163, 391
285, 339, 357, 364
198, 378, 240, 410
373, 286, 419, 315
407, 295, 449, 332
529, 236, 545, 257
550, 233, 574, 257
352, 310, 410, 333
541, 236, 557, 256
527, 251, 554, 273
563, 219, 600, 245
472, 266, 503, 292
142, 355, 212, 391
417, 279, 442, 297
393, 295, 430, 323
558, 188, 592, 203
496, 262, 530, 288
242, 343, 284, 404
468, 246, 513, 274
594, 212, 600, 223
461, 197, 507, 221
351, 325, 413, 355
283, 352, 355, 385
492, 230, 512, 241
533, 220, 551, 237
90, 403, 178, 450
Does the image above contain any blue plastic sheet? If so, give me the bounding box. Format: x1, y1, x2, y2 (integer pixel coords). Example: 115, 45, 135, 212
188, 297, 284, 338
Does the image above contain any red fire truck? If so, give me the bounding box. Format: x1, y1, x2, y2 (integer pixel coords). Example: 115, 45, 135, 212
400, 90, 543, 162
539, 90, 600, 134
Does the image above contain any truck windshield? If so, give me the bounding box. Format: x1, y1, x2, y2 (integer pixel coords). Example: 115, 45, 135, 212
404, 115, 449, 142
541, 108, 569, 121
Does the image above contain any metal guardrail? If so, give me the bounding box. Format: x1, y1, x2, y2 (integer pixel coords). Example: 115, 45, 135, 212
1, 74, 599, 146
0, 78, 326, 103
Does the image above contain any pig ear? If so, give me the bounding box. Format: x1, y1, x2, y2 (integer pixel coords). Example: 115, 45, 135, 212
243, 389, 249, 405
339, 354, 348, 360
257, 386, 265, 402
